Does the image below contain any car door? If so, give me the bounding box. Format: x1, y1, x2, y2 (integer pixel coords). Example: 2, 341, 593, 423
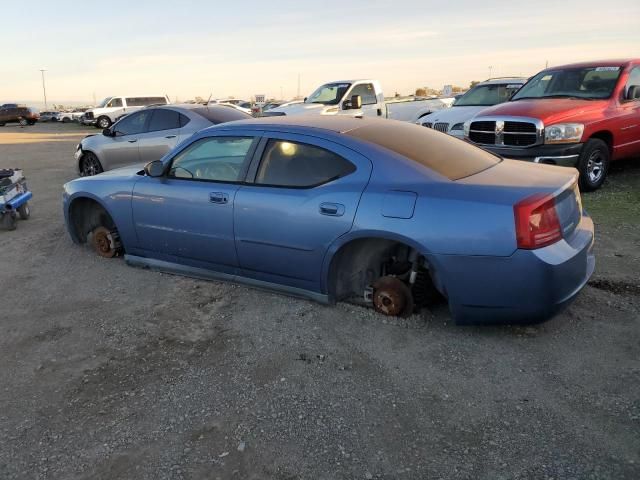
99, 110, 152, 169
616, 66, 640, 158
234, 133, 372, 292
131, 134, 258, 272
136, 108, 183, 163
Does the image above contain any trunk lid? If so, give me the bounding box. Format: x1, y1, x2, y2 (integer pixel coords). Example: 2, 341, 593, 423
458, 159, 582, 240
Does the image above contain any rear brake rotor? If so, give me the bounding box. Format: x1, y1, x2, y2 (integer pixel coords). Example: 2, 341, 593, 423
372, 276, 414, 317
92, 226, 120, 258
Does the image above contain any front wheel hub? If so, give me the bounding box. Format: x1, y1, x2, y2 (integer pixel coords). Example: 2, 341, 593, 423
91, 226, 121, 258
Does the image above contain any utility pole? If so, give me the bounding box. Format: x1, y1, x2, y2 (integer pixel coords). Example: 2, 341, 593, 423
39, 69, 48, 110
488, 66, 493, 79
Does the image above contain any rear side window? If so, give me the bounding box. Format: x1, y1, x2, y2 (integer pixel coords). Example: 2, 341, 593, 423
346, 121, 499, 180
147, 109, 181, 132
179, 113, 190, 127
256, 140, 355, 188
125, 97, 167, 107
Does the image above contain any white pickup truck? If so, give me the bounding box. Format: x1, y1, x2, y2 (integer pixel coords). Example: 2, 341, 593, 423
264, 80, 454, 122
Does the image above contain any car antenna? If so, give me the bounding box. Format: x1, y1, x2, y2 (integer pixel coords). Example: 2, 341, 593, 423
206, 93, 212, 109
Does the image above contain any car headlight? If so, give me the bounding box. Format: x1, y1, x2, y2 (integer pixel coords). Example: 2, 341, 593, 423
463, 120, 471, 137
451, 123, 464, 131
544, 123, 584, 144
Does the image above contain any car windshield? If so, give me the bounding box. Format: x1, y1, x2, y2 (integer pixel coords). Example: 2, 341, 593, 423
512, 66, 622, 101
306, 83, 351, 105
454, 83, 522, 106
96, 97, 112, 108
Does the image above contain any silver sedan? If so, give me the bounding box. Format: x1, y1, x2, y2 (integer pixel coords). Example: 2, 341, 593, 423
74, 104, 251, 176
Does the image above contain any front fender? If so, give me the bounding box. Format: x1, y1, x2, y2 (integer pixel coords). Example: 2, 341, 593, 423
63, 182, 137, 248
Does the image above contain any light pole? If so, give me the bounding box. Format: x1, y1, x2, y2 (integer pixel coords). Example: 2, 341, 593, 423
39, 69, 48, 110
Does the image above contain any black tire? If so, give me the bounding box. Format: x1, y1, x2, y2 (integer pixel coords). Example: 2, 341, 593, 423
1, 212, 17, 230
0, 123, 4, 127
577, 139, 610, 191
17, 203, 31, 220
27, 120, 36, 126
80, 152, 104, 176
62, 117, 70, 123
18, 118, 28, 126
97, 116, 112, 129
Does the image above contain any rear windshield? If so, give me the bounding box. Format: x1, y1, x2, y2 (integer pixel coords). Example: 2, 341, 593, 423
346, 121, 500, 180
193, 106, 252, 123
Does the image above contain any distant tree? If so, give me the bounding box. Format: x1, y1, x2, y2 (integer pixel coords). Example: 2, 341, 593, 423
451, 86, 465, 93
394, 91, 401, 98
415, 88, 427, 97
470, 80, 480, 88
194, 96, 205, 104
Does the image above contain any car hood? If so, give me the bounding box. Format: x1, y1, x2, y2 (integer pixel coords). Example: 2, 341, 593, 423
476, 98, 608, 125
79, 165, 144, 181
420, 106, 490, 125
267, 102, 333, 116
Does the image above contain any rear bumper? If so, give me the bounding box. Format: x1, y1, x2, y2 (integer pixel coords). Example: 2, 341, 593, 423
481, 143, 584, 167
436, 214, 595, 324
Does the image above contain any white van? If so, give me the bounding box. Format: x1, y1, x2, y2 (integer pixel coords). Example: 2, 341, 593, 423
83, 95, 170, 128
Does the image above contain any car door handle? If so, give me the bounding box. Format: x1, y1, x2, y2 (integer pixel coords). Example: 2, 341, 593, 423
209, 192, 229, 204
319, 202, 345, 216
128, 139, 138, 143
165, 135, 177, 139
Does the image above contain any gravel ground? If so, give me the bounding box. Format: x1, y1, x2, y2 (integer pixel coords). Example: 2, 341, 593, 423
1, 123, 639, 480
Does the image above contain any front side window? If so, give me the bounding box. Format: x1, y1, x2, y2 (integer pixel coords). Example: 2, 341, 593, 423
349, 83, 378, 105
147, 109, 181, 132
113, 110, 151, 136
512, 66, 622, 101
169, 137, 254, 182
625, 67, 640, 100
454, 83, 522, 106
108, 97, 123, 108
306, 83, 351, 105
255, 140, 356, 188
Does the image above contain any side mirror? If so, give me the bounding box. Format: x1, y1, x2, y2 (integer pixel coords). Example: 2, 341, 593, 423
626, 85, 640, 100
102, 128, 113, 137
144, 160, 165, 177
351, 95, 362, 110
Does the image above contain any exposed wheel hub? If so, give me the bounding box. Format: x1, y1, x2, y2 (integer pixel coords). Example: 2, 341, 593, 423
92, 226, 120, 258
372, 276, 414, 317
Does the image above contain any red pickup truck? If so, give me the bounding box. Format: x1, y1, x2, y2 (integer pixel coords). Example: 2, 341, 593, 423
464, 59, 640, 190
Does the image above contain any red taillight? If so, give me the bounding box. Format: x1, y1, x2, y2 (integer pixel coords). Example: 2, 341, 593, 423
514, 193, 562, 249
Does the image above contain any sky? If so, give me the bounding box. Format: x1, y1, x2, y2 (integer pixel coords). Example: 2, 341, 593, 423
1, 0, 638, 106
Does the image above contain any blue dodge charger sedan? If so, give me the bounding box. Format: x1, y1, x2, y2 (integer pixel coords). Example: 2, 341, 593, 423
63, 116, 595, 324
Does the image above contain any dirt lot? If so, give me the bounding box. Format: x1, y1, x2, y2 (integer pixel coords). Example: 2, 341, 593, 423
0, 123, 638, 480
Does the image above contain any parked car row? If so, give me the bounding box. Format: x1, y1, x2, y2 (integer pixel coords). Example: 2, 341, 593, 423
0, 104, 39, 126
418, 59, 640, 191
61, 57, 640, 324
